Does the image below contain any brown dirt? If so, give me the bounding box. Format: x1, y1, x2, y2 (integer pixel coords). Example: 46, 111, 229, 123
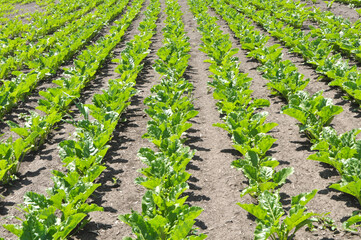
13, 2, 43, 16
1, 0, 361, 239
0, 0, 134, 141
302, 0, 360, 23
0, 0, 152, 239
5, 2, 45, 24
205, 1, 361, 239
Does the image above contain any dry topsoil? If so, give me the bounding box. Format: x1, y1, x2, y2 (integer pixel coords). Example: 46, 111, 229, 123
1, 0, 361, 239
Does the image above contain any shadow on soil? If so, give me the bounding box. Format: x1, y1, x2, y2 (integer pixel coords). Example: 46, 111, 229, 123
0, 166, 46, 215
318, 163, 339, 179
318, 187, 360, 210
69, 221, 112, 240
290, 136, 313, 152
72, 48, 157, 238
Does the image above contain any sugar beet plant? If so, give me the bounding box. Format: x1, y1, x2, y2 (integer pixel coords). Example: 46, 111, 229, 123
209, 0, 343, 148
231, 0, 361, 108
2, 0, 160, 238
119, 0, 206, 239
189, 0, 294, 198
211, 0, 360, 231
0, 0, 129, 121
3, 84, 135, 240
0, 0, 108, 79
308, 126, 361, 231
0, 0, 105, 63
0, 0, 89, 42
0, 0, 143, 185
188, 0, 324, 238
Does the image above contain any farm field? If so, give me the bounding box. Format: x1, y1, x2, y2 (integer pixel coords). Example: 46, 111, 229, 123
0, 0, 361, 239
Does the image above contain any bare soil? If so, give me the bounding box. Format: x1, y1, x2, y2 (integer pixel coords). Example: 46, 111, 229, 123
8, 2, 43, 20
303, 0, 360, 23
1, 0, 361, 239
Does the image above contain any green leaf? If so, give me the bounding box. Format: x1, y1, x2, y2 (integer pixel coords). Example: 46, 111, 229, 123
258, 135, 277, 155
141, 191, 155, 217
343, 214, 361, 232
291, 189, 317, 207
273, 167, 294, 185
258, 122, 278, 134
240, 185, 258, 198
53, 213, 87, 239
330, 179, 361, 203
284, 211, 316, 233
254, 222, 271, 240
2, 224, 23, 237
170, 219, 194, 239
258, 191, 284, 223
282, 108, 307, 124
237, 203, 267, 220
119, 211, 158, 239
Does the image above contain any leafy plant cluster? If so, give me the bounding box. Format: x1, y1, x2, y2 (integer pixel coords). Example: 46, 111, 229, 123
0, 0, 144, 185
119, 1, 206, 239
308, 127, 361, 231
332, 0, 361, 6
214, 0, 342, 141
0, 0, 54, 4
0, 0, 107, 79
0, 0, 129, 121
243, 0, 358, 35
2, 0, 161, 237
246, 0, 311, 29
188, 0, 325, 239
0, 0, 94, 47
231, 0, 361, 108
0, 2, 19, 23
0, 0, 57, 23
192, 0, 294, 199
214, 0, 361, 232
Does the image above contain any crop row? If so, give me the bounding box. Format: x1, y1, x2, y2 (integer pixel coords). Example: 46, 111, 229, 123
0, 0, 105, 63
211, 0, 361, 232
0, 0, 36, 3
1, 0, 164, 238
0, 0, 106, 79
0, 0, 49, 24
333, 0, 361, 6
0, 0, 91, 41
187, 0, 329, 238
246, 0, 361, 64
120, 0, 206, 238
0, 0, 143, 184
0, 2, 22, 22
0, 0, 129, 123
0, 0, 56, 23
230, 0, 361, 108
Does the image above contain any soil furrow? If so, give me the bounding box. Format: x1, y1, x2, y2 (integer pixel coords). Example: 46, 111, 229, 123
207, 2, 361, 238
0, 0, 136, 141
0, 1, 151, 239
71, 0, 167, 238
302, 0, 360, 23
178, 0, 257, 238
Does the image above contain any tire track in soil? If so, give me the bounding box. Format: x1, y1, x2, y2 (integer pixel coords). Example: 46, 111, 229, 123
178, 0, 254, 239
207, 2, 361, 239
0, 1, 151, 239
